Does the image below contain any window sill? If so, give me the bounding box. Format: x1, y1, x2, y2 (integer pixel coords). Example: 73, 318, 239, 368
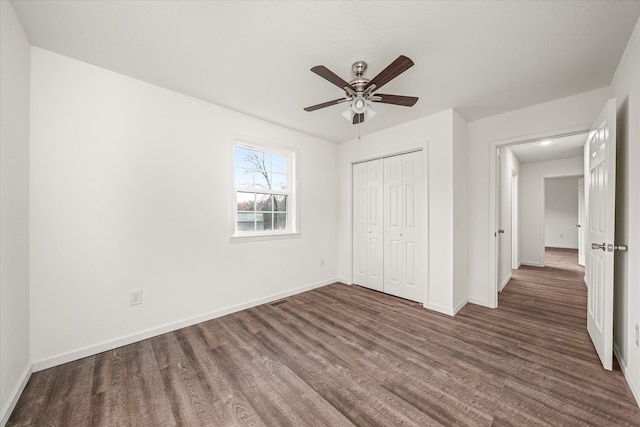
229, 232, 301, 244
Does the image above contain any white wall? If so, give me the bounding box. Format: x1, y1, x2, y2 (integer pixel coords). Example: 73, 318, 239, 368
0, 1, 31, 424
610, 16, 640, 406
466, 87, 611, 307
544, 176, 580, 249
518, 157, 583, 266
29, 48, 339, 368
452, 111, 468, 311
338, 109, 465, 315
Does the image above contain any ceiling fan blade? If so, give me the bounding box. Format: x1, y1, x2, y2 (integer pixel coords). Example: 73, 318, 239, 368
365, 55, 414, 91
304, 98, 347, 112
311, 65, 352, 91
353, 113, 365, 125
372, 94, 419, 107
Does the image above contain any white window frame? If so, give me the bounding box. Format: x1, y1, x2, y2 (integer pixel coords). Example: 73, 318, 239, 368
230, 138, 299, 243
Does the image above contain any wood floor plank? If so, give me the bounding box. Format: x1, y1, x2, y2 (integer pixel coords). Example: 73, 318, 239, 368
7, 247, 640, 426
123, 339, 176, 427
40, 354, 94, 426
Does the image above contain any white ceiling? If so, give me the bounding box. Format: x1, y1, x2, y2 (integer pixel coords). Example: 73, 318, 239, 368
508, 133, 587, 164
10, 1, 640, 143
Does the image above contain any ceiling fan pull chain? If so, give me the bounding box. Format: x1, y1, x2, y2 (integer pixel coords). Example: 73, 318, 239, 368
358, 122, 362, 143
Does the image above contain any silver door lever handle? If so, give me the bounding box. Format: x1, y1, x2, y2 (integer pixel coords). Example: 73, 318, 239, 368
591, 242, 606, 251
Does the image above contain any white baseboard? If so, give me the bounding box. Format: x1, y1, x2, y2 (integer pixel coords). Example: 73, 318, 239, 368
0, 363, 32, 426
467, 297, 494, 308
521, 261, 544, 267
32, 279, 337, 372
499, 273, 512, 292
453, 298, 467, 315
424, 301, 455, 316
614, 344, 640, 408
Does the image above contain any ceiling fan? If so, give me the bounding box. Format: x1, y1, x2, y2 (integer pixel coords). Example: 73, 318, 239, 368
304, 55, 419, 124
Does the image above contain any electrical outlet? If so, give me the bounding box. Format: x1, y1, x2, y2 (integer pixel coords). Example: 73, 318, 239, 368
129, 290, 143, 306
320, 258, 325, 267
560, 233, 564, 239
636, 324, 639, 347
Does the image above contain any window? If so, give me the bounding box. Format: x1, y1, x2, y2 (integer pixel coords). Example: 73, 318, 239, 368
233, 141, 297, 239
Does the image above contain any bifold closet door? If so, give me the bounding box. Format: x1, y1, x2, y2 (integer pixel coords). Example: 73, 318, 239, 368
352, 159, 383, 291
383, 151, 424, 302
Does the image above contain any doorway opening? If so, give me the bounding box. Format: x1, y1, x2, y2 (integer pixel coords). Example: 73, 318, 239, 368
490, 131, 589, 307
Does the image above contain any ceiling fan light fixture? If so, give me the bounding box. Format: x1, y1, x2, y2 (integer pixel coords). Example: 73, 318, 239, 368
365, 104, 377, 120
342, 107, 353, 122
352, 95, 367, 114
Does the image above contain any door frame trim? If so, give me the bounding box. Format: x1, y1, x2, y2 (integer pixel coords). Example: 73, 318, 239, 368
487, 125, 589, 308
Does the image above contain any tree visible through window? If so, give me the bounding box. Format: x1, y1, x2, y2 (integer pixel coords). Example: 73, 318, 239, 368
234, 144, 291, 234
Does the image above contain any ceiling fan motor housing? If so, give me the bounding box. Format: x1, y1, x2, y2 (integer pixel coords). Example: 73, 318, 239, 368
352, 61, 367, 77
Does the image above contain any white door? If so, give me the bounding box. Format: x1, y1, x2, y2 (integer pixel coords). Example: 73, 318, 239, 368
384, 155, 403, 297
578, 178, 586, 267
352, 159, 384, 291
399, 152, 424, 302
367, 160, 384, 291
382, 152, 424, 302
586, 98, 616, 371
352, 162, 368, 286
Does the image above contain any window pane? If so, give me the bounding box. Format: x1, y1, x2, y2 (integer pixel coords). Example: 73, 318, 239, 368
272, 154, 287, 175
256, 194, 272, 211
272, 173, 287, 191
274, 195, 287, 212
235, 168, 253, 188
236, 192, 255, 211
254, 212, 265, 230
254, 171, 269, 189
237, 212, 257, 231
234, 147, 258, 170
274, 213, 287, 230
261, 212, 273, 230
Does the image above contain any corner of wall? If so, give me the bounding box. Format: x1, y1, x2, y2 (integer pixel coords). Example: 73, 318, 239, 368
0, 1, 32, 423
0, 365, 32, 426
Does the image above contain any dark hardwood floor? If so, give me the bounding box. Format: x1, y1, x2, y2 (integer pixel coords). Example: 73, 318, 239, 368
9, 247, 640, 426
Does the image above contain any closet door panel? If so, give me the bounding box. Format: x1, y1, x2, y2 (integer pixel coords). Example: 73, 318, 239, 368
402, 151, 424, 303
367, 159, 384, 291
384, 155, 403, 297
352, 162, 368, 286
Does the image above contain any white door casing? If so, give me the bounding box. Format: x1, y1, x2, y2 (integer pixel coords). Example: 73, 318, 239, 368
578, 177, 586, 267
511, 172, 519, 269
586, 98, 616, 371
496, 151, 503, 291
